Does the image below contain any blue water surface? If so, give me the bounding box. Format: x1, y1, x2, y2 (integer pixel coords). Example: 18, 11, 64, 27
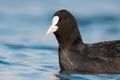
0, 0, 120, 80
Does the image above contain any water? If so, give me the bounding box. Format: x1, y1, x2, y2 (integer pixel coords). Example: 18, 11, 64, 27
0, 0, 120, 80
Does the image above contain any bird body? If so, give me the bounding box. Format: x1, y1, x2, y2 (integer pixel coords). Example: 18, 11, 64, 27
59, 40, 120, 73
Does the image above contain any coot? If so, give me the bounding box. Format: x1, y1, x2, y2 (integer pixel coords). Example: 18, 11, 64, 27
47, 9, 120, 73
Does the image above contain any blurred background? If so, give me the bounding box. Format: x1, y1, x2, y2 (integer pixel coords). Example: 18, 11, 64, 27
0, 0, 120, 80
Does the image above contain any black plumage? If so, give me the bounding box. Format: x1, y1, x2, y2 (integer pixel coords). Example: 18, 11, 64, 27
50, 9, 120, 73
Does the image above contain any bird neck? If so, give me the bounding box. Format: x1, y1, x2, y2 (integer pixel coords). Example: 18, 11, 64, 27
54, 27, 83, 49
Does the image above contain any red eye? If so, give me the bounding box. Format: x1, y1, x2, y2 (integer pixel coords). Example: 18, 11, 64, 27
60, 18, 65, 23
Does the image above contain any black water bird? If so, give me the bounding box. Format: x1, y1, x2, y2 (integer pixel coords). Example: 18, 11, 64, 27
47, 9, 120, 73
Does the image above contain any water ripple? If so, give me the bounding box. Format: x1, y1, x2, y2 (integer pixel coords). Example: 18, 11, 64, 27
4, 43, 57, 50
0, 60, 11, 65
